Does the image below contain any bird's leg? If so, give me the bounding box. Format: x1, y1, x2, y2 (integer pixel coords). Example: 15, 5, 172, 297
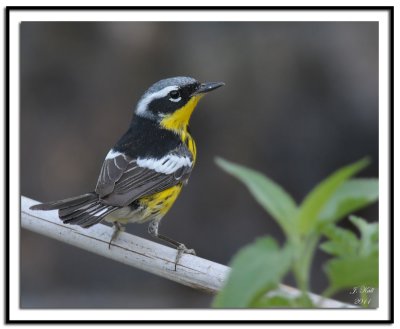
148, 220, 195, 271
108, 222, 125, 249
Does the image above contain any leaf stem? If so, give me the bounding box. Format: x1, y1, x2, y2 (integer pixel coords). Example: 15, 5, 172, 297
319, 286, 337, 307
291, 233, 320, 303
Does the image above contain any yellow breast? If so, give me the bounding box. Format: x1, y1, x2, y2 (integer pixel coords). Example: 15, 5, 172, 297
105, 185, 183, 224
139, 185, 183, 220
182, 130, 197, 162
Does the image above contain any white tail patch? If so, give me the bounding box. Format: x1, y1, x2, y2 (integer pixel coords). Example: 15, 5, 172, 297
91, 208, 109, 217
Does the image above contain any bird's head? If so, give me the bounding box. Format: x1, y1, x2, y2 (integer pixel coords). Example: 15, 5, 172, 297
135, 76, 224, 133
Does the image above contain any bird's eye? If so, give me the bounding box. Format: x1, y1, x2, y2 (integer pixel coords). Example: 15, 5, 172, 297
169, 90, 180, 99
168, 90, 182, 102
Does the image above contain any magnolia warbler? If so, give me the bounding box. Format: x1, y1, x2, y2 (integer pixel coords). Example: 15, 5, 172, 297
30, 76, 224, 267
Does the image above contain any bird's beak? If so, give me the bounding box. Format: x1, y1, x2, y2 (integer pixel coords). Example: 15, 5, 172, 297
191, 81, 225, 96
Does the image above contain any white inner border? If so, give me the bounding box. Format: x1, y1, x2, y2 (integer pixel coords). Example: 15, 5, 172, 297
8, 8, 391, 322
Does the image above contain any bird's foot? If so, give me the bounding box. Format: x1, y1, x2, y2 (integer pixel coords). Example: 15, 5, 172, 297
174, 244, 196, 271
108, 222, 125, 249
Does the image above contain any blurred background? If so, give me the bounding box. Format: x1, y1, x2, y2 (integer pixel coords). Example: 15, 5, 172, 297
21, 21, 378, 308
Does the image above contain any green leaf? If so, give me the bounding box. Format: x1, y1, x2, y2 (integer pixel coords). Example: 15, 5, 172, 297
298, 158, 370, 235
252, 294, 314, 308
349, 216, 379, 257
250, 295, 292, 308
319, 224, 359, 257
212, 237, 292, 308
323, 216, 379, 296
324, 254, 378, 294
215, 157, 297, 237
319, 179, 378, 225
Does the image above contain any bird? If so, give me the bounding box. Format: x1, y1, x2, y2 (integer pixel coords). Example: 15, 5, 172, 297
30, 76, 224, 268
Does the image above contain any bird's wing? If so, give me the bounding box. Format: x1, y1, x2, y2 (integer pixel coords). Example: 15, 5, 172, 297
95, 145, 193, 207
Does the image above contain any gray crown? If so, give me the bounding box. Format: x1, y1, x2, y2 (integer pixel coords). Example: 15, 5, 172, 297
145, 76, 198, 95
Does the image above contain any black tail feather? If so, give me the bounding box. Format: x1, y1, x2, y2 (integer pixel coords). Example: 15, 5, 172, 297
58, 201, 93, 218
61, 202, 100, 222
30, 192, 116, 228
80, 208, 115, 228
29, 193, 97, 211
65, 205, 115, 228
62, 203, 103, 224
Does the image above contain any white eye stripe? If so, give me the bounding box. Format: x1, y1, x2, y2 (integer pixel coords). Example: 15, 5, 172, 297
136, 85, 179, 116
169, 96, 182, 102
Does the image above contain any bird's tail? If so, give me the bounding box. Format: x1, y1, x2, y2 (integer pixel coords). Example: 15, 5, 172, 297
30, 192, 117, 228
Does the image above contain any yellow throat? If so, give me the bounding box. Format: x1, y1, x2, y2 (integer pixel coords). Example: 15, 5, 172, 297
160, 95, 202, 162
160, 95, 202, 133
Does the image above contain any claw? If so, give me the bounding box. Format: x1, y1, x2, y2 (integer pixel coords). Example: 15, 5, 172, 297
108, 222, 125, 249
174, 244, 196, 271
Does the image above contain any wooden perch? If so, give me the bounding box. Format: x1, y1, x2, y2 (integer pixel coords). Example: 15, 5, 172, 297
21, 195, 355, 308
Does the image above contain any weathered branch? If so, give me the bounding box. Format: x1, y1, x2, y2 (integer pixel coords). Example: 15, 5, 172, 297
21, 195, 355, 308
